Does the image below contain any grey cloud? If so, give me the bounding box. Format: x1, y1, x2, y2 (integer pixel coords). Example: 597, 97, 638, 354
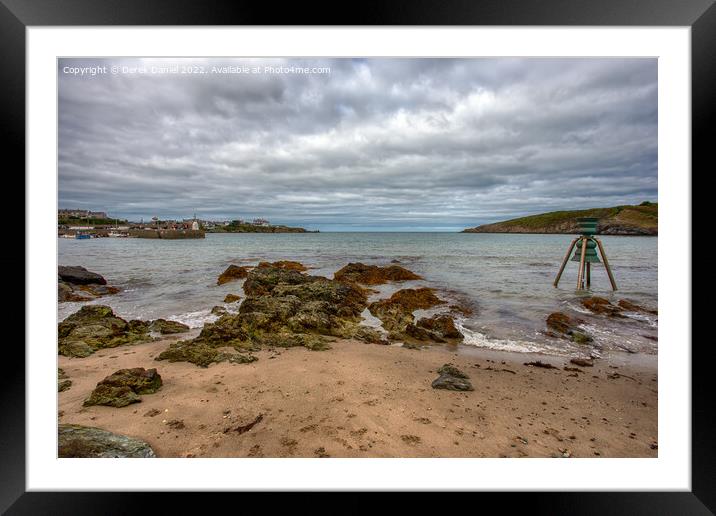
58, 57, 657, 231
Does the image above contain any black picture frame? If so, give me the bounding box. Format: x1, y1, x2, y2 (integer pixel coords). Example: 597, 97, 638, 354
4, 0, 710, 513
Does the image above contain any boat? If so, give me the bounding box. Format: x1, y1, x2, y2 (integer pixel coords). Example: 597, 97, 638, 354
75, 232, 91, 239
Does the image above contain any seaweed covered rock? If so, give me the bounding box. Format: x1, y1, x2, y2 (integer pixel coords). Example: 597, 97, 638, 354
416, 314, 463, 340
157, 266, 370, 365
156, 339, 257, 368
58, 424, 156, 458
258, 260, 308, 272
149, 318, 190, 334
58, 305, 154, 357
431, 364, 473, 391
83, 368, 162, 407
211, 305, 228, 316
545, 312, 593, 344
368, 288, 450, 342
334, 262, 422, 285
58, 266, 120, 302
217, 264, 250, 285
58, 368, 72, 392
617, 299, 658, 315
581, 297, 624, 317
223, 293, 241, 303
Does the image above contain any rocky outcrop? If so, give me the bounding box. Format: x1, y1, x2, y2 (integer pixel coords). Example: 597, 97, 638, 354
334, 262, 422, 285
211, 305, 228, 316
58, 305, 154, 357
258, 260, 308, 272
149, 319, 190, 335
367, 288, 460, 343
431, 364, 474, 391
58, 266, 120, 302
58, 266, 107, 285
416, 315, 463, 340
157, 265, 375, 366
217, 265, 250, 285
581, 297, 624, 317
58, 368, 72, 392
223, 294, 241, 303
58, 424, 156, 458
83, 368, 162, 407
545, 312, 593, 344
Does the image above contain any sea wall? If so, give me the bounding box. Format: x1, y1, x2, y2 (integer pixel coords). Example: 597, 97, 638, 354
128, 229, 205, 239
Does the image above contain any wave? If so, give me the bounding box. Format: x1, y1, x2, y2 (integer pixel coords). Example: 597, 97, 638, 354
455, 321, 568, 356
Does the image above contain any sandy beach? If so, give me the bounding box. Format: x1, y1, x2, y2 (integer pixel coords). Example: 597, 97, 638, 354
59, 335, 657, 458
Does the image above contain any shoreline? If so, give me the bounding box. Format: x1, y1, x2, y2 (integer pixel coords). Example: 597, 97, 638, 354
59, 337, 657, 458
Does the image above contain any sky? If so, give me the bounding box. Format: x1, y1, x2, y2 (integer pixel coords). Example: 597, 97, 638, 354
58, 57, 657, 231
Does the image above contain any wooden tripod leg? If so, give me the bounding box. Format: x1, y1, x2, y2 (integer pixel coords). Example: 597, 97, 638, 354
553, 237, 579, 287
595, 237, 617, 291
586, 262, 591, 288
576, 237, 587, 290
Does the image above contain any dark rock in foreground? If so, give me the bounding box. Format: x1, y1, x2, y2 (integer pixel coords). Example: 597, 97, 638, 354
58, 305, 155, 357
58, 424, 156, 458
334, 262, 422, 285
83, 367, 162, 408
431, 363, 473, 391
217, 264, 249, 285
58, 266, 120, 302
59, 265, 107, 285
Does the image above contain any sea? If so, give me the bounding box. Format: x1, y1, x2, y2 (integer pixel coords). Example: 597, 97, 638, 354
58, 232, 658, 358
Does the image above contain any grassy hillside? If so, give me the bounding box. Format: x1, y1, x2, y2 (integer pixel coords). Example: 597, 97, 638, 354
462, 202, 657, 235
207, 222, 314, 233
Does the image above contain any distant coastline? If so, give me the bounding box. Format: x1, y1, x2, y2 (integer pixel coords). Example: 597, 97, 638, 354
462, 203, 657, 236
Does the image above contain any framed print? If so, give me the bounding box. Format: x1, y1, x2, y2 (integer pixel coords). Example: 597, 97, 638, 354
4, 0, 712, 513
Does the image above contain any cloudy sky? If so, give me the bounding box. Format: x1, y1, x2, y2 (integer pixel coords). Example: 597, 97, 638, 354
58, 58, 657, 231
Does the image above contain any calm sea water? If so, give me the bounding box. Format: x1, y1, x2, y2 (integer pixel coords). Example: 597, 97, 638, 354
58, 233, 657, 357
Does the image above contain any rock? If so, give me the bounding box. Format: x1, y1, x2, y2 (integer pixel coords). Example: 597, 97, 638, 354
351, 326, 390, 345
58, 424, 156, 458
570, 358, 594, 367
431, 363, 473, 391
257, 260, 308, 272
545, 312, 593, 345
157, 265, 370, 365
437, 364, 470, 378
83, 368, 163, 407
217, 264, 249, 285
368, 288, 447, 341
149, 319, 190, 334
416, 314, 463, 340
58, 281, 93, 302
524, 361, 558, 369
58, 368, 72, 392
211, 305, 228, 316
223, 293, 241, 303
581, 297, 624, 317
58, 305, 153, 357
156, 339, 256, 368
77, 284, 121, 297
617, 299, 658, 315
334, 262, 422, 285
58, 265, 107, 285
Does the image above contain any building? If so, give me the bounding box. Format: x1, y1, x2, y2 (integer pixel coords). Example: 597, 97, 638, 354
252, 218, 270, 226
59, 209, 108, 219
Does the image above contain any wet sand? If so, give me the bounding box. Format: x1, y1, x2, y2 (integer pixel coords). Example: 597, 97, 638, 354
58, 337, 657, 458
